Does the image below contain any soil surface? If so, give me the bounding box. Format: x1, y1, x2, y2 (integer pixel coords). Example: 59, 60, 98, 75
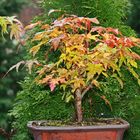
32, 118, 124, 127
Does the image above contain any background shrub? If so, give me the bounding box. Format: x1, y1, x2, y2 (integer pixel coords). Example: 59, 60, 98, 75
0, 0, 27, 139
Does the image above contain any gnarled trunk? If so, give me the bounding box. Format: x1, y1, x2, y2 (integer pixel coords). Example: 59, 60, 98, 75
75, 89, 83, 123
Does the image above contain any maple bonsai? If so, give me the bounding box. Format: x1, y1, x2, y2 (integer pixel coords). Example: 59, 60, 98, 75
1, 15, 140, 123
25, 15, 140, 123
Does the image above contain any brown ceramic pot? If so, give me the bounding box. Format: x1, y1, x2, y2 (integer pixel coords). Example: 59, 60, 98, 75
27, 119, 129, 140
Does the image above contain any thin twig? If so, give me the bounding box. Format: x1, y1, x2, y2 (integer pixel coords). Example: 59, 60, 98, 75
81, 84, 93, 98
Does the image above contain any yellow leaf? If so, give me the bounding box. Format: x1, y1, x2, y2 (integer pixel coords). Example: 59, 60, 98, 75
103, 53, 111, 58
72, 78, 85, 91
60, 84, 67, 91
74, 81, 81, 89
66, 47, 71, 53
60, 53, 66, 60
66, 94, 74, 103
56, 59, 63, 67
128, 67, 139, 79
119, 54, 125, 67
87, 72, 93, 82
92, 80, 100, 87
102, 72, 108, 77
109, 62, 120, 72
32, 32, 45, 41
0, 17, 8, 35
87, 33, 99, 40
10, 23, 23, 40
129, 59, 137, 68
66, 62, 72, 69
30, 39, 48, 56
30, 44, 42, 56
138, 79, 140, 86
112, 74, 123, 89
87, 63, 104, 75
49, 28, 62, 38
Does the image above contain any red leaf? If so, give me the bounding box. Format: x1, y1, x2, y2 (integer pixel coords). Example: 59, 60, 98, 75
53, 18, 68, 27
49, 79, 59, 92
86, 20, 91, 31
89, 18, 100, 24
105, 40, 116, 48
50, 34, 66, 50
90, 26, 105, 33
49, 82, 56, 92
106, 27, 120, 35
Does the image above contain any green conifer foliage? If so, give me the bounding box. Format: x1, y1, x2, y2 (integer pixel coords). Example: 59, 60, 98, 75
43, 0, 135, 36
127, 0, 140, 35
0, 0, 26, 139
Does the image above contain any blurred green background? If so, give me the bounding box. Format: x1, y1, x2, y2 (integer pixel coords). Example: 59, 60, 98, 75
0, 0, 39, 139
0, 0, 26, 133
1, 0, 140, 140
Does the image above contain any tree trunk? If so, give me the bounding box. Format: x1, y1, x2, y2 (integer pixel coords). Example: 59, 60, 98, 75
75, 89, 83, 123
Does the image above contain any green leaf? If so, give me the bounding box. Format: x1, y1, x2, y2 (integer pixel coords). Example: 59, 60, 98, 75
65, 93, 74, 103
119, 55, 125, 67
30, 43, 42, 56
60, 84, 67, 91
112, 73, 123, 89
128, 67, 139, 79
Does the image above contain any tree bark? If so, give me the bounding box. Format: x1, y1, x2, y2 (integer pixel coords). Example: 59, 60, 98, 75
75, 89, 83, 123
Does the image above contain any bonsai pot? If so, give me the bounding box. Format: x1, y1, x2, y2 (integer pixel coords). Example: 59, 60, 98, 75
27, 118, 129, 140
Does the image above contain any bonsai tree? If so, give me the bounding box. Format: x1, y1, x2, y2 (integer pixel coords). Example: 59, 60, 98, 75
29, 16, 140, 122
1, 15, 140, 123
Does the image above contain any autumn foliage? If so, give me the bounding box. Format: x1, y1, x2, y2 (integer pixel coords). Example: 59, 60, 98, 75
1, 15, 140, 122
0, 16, 24, 40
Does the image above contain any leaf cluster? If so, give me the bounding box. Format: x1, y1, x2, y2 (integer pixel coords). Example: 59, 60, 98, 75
42, 0, 135, 36
0, 16, 24, 40
25, 16, 140, 105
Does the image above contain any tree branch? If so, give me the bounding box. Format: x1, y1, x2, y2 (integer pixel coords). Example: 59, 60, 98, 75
81, 84, 93, 98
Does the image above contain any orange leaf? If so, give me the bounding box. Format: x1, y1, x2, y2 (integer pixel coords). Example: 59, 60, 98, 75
39, 75, 52, 84
50, 34, 66, 50
101, 96, 112, 111
30, 44, 42, 56
25, 21, 41, 30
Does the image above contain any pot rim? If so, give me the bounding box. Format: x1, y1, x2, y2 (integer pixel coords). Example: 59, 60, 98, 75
27, 118, 130, 131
